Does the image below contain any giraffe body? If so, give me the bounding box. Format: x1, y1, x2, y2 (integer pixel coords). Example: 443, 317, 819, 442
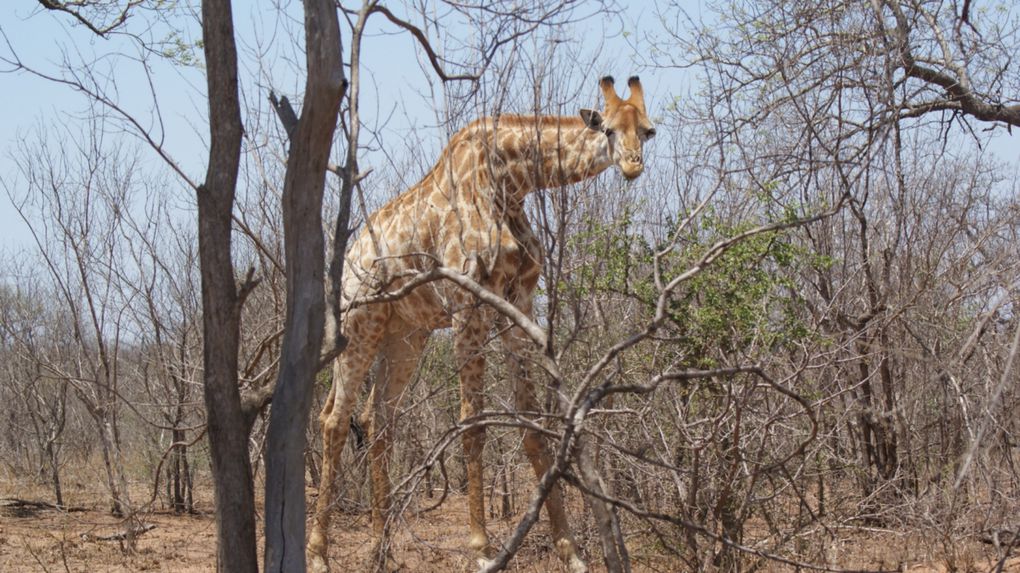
308, 76, 654, 573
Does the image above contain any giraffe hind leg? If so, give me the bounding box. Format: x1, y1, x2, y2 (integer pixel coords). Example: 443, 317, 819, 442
307, 304, 389, 573
367, 325, 428, 537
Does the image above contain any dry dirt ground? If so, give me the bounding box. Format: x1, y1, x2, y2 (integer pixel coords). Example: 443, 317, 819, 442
2, 477, 1018, 572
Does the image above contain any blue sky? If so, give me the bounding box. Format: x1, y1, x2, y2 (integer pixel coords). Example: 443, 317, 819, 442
1, 1, 1016, 260
0, 1, 676, 255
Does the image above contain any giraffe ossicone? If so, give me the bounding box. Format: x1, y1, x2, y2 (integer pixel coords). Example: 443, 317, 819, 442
307, 74, 654, 573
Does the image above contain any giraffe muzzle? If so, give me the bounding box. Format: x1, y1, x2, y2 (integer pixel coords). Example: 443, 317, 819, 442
620, 155, 644, 180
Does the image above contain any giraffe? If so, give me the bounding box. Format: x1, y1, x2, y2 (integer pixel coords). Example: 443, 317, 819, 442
307, 75, 655, 573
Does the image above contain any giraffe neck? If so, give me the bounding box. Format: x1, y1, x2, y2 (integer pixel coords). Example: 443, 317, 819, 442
441, 114, 612, 207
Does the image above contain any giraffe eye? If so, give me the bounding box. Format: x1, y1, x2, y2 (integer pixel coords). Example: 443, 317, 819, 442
604, 128, 615, 137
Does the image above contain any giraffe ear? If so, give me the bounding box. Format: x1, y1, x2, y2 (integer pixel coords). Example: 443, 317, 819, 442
580, 109, 603, 131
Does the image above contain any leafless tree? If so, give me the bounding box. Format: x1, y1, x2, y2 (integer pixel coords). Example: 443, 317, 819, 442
2, 1, 1017, 571
0, 268, 73, 508
4, 123, 139, 518
116, 197, 204, 514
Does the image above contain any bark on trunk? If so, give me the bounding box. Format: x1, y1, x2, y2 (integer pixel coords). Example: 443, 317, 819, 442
261, 1, 344, 571
198, 0, 258, 571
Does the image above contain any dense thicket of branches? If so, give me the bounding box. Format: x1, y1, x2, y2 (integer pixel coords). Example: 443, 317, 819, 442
1, 0, 1018, 571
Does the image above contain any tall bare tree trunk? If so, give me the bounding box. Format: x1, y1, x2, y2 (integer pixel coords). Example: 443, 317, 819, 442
197, 0, 257, 571
262, 1, 345, 570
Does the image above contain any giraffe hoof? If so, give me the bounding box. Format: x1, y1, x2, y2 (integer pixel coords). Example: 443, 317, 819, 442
468, 533, 495, 557
555, 539, 588, 573
567, 555, 588, 573
308, 552, 330, 573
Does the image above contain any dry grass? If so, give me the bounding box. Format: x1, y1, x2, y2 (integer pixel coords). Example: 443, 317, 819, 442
1, 472, 1018, 572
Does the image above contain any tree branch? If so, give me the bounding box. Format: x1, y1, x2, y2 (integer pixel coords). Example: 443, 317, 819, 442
36, 0, 140, 38
369, 4, 480, 82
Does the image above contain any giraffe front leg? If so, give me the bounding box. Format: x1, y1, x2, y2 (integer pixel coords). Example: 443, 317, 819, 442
307, 361, 359, 573
454, 310, 493, 558
503, 320, 588, 573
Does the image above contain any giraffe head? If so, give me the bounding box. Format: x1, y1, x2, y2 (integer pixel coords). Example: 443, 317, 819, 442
580, 75, 656, 180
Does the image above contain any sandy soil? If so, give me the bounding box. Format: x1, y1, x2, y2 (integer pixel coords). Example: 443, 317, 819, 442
0, 493, 588, 573
2, 479, 1017, 572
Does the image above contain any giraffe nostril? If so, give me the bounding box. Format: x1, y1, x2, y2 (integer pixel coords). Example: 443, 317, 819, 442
620, 162, 645, 180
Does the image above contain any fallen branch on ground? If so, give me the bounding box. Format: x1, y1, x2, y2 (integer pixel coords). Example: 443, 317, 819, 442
0, 498, 85, 513
81, 523, 157, 542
